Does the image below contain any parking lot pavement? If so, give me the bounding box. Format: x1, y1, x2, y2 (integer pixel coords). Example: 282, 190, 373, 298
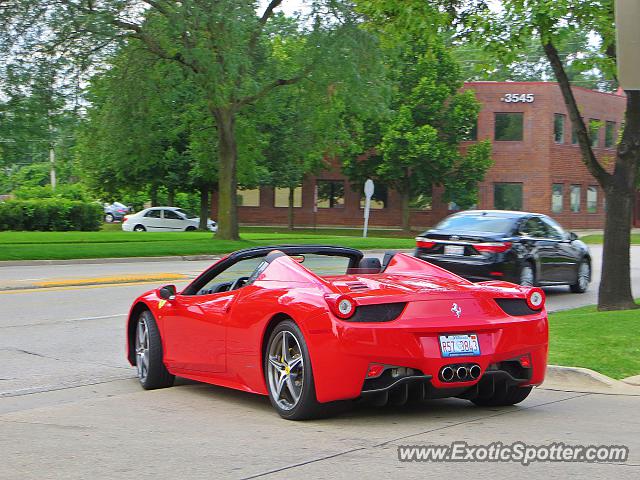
1, 247, 639, 479
1, 380, 638, 479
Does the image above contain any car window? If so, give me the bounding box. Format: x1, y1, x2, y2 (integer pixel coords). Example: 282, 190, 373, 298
163, 210, 183, 220
198, 256, 267, 294
176, 208, 198, 219
540, 217, 565, 240
434, 214, 516, 234
144, 209, 161, 218
520, 217, 547, 238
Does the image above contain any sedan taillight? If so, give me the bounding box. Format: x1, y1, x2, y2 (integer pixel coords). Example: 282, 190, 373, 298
415, 237, 436, 249
474, 242, 512, 253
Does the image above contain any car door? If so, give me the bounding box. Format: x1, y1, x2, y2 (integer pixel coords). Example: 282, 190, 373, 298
161, 291, 235, 373
162, 209, 188, 231
142, 208, 163, 231
518, 217, 557, 282
540, 216, 579, 282
161, 255, 266, 374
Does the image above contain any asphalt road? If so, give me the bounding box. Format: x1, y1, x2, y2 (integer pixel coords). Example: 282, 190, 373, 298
0, 246, 639, 479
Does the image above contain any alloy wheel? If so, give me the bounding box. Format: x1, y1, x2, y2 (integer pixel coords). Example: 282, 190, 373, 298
520, 265, 534, 287
578, 262, 590, 290
135, 318, 150, 382
267, 331, 304, 411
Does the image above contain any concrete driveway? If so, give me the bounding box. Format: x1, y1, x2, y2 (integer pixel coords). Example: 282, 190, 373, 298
0, 247, 639, 479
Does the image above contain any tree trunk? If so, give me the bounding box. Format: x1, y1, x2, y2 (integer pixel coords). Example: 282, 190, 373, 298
598, 90, 640, 310
543, 40, 638, 310
199, 186, 209, 231
150, 185, 159, 207
288, 187, 295, 230
167, 187, 175, 207
212, 107, 240, 240
401, 188, 411, 233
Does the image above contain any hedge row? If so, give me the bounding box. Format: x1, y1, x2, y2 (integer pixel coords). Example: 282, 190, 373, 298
0, 199, 103, 231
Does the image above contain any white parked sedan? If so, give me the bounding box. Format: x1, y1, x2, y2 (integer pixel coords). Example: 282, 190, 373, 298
122, 207, 218, 232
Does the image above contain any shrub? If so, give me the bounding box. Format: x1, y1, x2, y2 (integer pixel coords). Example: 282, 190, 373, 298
0, 199, 102, 231
13, 184, 94, 201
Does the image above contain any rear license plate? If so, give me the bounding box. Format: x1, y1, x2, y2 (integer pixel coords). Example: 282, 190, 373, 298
439, 334, 480, 357
444, 245, 465, 256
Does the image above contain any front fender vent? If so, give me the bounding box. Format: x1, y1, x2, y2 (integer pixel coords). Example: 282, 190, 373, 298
345, 281, 369, 291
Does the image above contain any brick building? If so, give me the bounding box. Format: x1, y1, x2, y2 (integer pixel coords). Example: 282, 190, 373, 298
213, 82, 639, 229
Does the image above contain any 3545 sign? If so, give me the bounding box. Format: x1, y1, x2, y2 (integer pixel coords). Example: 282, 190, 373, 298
500, 93, 535, 103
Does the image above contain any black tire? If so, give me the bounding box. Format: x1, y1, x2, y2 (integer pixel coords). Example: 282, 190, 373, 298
185, 226, 197, 231
518, 262, 535, 287
134, 310, 175, 390
133, 224, 146, 232
264, 320, 326, 420
105, 213, 114, 223
570, 259, 590, 293
471, 385, 533, 407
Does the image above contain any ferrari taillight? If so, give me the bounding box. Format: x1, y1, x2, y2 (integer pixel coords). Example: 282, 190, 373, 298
474, 242, 512, 253
415, 237, 436, 249
526, 288, 545, 310
325, 294, 356, 319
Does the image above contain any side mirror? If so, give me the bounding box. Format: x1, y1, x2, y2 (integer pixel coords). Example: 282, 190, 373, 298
158, 284, 177, 300
568, 232, 578, 242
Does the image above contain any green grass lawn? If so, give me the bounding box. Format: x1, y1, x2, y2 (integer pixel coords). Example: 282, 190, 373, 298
580, 233, 640, 244
0, 228, 417, 261
548, 304, 640, 379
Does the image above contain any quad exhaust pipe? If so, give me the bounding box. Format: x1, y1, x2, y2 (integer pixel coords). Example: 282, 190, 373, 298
439, 364, 481, 382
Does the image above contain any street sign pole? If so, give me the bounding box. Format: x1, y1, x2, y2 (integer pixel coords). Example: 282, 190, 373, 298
363, 179, 374, 238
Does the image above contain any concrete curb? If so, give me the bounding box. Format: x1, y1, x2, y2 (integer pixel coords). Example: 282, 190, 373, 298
542, 365, 640, 395
0, 255, 222, 267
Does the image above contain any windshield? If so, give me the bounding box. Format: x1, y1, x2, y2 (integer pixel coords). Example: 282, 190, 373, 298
434, 214, 517, 234
176, 208, 198, 219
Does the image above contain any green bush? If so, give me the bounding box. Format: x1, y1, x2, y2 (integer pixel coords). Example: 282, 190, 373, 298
13, 184, 94, 201
0, 199, 103, 231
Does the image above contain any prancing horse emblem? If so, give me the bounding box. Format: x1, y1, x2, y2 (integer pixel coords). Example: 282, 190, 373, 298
451, 303, 462, 318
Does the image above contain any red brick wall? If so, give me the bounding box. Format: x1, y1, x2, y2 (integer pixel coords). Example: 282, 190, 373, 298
213, 82, 629, 230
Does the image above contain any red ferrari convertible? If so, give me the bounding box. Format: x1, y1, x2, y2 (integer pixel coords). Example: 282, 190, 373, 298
126, 245, 548, 420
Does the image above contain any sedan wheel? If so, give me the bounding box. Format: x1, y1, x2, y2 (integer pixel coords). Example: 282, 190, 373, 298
105, 213, 114, 223
133, 224, 146, 232
570, 260, 590, 293
134, 310, 174, 390
519, 264, 535, 287
265, 320, 326, 420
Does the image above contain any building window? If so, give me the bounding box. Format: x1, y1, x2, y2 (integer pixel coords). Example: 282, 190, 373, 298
605, 121, 616, 148
360, 185, 387, 209
494, 182, 523, 211
587, 186, 598, 213
589, 119, 601, 148
570, 185, 581, 212
274, 187, 302, 208
316, 180, 344, 208
494, 113, 523, 141
554, 114, 565, 143
237, 188, 260, 207
551, 184, 563, 213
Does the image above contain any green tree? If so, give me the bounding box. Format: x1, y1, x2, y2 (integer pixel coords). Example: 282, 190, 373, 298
447, 0, 636, 310
2, 1, 383, 240
348, 3, 492, 231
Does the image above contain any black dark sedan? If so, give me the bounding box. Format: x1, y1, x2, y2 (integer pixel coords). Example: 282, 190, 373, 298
414, 210, 591, 293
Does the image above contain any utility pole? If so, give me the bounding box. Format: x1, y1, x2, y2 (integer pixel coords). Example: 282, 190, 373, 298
49, 142, 56, 190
